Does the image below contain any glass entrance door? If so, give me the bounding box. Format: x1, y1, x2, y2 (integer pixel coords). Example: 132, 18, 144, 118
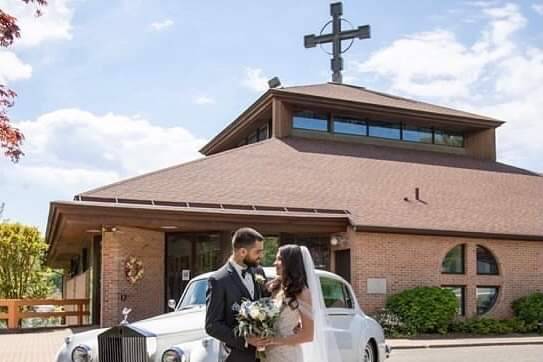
166, 233, 222, 307
334, 249, 351, 283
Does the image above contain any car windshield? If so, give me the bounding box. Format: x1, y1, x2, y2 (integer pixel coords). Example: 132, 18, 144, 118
175, 273, 354, 311
177, 279, 207, 310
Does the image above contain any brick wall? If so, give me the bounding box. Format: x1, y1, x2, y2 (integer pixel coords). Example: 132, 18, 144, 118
341, 229, 543, 319
101, 227, 165, 327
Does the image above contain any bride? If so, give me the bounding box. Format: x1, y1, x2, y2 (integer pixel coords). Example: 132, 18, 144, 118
260, 245, 340, 362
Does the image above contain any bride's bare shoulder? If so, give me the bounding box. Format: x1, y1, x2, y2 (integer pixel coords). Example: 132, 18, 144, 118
298, 287, 312, 304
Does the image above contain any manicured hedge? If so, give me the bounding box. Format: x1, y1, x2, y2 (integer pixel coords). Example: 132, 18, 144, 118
448, 318, 540, 335
384, 287, 458, 335
375, 289, 543, 337
512, 293, 543, 325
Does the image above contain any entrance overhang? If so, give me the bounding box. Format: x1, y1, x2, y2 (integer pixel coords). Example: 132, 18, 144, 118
46, 200, 351, 268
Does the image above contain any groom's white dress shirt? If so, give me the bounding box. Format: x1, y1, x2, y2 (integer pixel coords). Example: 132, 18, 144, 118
229, 257, 255, 299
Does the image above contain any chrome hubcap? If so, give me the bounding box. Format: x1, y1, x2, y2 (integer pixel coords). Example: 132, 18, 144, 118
364, 344, 374, 362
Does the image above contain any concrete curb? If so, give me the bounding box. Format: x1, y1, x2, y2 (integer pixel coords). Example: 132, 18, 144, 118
390, 340, 543, 350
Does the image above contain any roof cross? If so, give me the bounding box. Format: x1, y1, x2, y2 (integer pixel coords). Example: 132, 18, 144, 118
304, 2, 371, 83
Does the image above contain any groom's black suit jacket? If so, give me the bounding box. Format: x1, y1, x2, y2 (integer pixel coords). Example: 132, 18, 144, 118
205, 262, 269, 362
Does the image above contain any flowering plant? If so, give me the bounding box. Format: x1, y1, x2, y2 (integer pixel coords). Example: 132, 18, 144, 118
234, 297, 281, 359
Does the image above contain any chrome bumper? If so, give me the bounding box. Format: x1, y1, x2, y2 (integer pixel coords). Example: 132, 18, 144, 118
385, 344, 392, 359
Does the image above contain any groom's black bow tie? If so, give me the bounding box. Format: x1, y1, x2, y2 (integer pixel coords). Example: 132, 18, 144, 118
241, 267, 252, 278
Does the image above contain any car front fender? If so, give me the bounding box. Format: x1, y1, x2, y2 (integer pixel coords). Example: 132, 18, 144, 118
55, 344, 69, 362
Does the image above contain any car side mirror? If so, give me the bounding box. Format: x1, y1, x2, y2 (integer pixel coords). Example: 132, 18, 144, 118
168, 299, 176, 311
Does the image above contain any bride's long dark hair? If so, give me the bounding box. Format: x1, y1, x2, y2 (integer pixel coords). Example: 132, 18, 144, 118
269, 244, 308, 309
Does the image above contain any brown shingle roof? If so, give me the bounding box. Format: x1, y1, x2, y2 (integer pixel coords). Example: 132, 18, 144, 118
79, 137, 543, 238
277, 83, 502, 123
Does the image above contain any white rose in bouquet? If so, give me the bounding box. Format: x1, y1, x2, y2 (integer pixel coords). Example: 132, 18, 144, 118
249, 305, 260, 319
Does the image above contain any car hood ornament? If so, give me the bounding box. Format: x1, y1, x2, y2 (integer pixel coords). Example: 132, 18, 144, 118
120, 307, 132, 326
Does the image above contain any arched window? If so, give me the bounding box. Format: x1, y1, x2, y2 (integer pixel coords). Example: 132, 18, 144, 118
442, 244, 465, 274
477, 286, 499, 315
477, 245, 499, 275
442, 285, 466, 316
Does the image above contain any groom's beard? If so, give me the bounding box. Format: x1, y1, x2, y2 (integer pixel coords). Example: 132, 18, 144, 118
243, 257, 260, 268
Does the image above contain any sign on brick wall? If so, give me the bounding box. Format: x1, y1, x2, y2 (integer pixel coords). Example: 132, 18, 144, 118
367, 278, 387, 294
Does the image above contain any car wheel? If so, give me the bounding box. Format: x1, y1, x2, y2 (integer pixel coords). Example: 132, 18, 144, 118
363, 341, 376, 362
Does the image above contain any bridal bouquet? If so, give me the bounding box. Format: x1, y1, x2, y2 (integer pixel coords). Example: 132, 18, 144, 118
234, 297, 281, 358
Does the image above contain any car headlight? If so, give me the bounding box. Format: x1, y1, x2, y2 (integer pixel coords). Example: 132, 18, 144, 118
71, 345, 92, 362
162, 347, 186, 362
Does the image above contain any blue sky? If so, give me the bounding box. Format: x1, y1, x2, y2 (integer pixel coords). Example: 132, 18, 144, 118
1, 0, 542, 232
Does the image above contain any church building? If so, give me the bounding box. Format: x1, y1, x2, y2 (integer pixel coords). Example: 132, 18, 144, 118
45, 81, 543, 327
45, 2, 543, 328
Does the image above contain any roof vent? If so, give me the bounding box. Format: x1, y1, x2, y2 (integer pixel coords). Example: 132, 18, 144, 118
404, 187, 427, 204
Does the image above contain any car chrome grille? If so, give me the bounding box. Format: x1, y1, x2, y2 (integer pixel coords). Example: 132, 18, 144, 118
98, 325, 148, 362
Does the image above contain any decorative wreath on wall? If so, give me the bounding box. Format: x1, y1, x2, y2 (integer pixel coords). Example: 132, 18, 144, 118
125, 256, 144, 284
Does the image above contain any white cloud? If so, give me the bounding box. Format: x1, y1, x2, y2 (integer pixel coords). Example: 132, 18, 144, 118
150, 19, 174, 32
13, 108, 207, 177
358, 30, 483, 98
466, 1, 496, 6
0, 109, 208, 230
242, 67, 269, 92
358, 3, 526, 99
0, 0, 74, 48
193, 96, 216, 105
533, 3, 543, 15
355, 3, 542, 172
0, 0, 73, 88
494, 48, 543, 96
13, 166, 120, 191
0, 50, 32, 84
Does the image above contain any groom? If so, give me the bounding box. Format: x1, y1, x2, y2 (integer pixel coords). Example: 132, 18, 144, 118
205, 227, 269, 362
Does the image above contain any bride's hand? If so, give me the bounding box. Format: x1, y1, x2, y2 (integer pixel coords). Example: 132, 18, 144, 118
262, 337, 281, 346
246, 336, 268, 348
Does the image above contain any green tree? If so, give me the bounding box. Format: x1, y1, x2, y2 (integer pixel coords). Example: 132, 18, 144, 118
262, 237, 279, 267
0, 222, 53, 298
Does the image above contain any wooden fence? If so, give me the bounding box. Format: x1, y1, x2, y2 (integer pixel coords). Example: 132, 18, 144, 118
0, 299, 90, 329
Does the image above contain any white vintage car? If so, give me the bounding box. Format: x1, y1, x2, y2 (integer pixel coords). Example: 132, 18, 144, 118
56, 268, 391, 362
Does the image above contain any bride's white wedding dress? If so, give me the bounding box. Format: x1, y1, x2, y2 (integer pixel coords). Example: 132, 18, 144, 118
264, 246, 341, 362
265, 290, 311, 362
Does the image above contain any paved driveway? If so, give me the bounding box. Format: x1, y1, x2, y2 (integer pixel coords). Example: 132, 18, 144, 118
388, 345, 543, 362
0, 328, 82, 362
2, 329, 543, 362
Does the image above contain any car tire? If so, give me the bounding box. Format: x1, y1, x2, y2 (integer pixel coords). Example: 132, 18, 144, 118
363, 341, 376, 362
